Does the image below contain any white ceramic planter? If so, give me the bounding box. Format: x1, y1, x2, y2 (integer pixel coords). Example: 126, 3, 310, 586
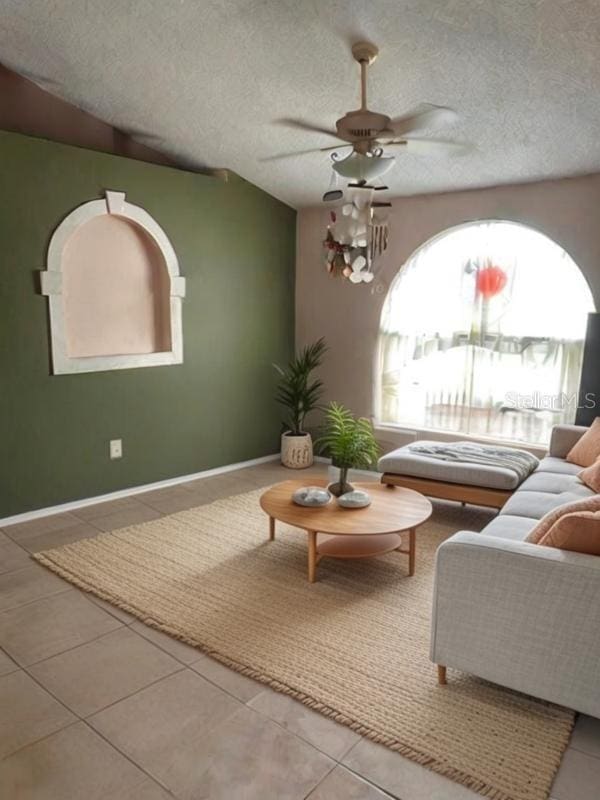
281, 432, 313, 469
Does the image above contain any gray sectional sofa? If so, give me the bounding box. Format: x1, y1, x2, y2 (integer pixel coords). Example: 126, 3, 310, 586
430, 424, 600, 717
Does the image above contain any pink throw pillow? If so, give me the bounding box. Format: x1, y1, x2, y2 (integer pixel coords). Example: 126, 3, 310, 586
538, 510, 600, 556
579, 458, 600, 493
526, 494, 600, 544
566, 418, 600, 467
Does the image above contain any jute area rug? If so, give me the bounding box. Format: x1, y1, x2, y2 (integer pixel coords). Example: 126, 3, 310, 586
34, 488, 573, 800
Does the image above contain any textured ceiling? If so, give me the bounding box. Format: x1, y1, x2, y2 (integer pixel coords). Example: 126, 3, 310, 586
2, 0, 600, 208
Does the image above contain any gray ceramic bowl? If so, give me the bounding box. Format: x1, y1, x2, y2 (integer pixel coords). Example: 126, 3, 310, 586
292, 486, 332, 507
337, 489, 371, 509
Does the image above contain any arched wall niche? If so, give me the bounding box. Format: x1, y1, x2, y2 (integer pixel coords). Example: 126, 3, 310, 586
41, 190, 185, 374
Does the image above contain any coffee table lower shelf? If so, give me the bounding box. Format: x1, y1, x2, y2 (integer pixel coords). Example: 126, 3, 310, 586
317, 533, 402, 559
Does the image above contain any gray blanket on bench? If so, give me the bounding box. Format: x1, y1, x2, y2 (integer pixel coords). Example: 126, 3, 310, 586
407, 442, 539, 483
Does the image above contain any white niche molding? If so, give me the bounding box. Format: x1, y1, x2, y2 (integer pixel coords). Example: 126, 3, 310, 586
40, 190, 185, 375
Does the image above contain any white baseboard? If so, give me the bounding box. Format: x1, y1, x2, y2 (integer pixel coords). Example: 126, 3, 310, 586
0, 453, 280, 527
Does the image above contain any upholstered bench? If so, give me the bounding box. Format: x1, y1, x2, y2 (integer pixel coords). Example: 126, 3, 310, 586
378, 441, 528, 509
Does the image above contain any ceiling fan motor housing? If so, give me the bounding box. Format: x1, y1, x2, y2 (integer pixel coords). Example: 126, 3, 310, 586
336, 110, 393, 142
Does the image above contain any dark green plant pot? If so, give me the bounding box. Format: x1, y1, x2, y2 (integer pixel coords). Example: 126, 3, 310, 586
327, 466, 354, 498
327, 480, 355, 498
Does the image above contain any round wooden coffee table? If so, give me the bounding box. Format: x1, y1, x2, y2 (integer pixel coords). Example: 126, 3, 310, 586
259, 479, 432, 583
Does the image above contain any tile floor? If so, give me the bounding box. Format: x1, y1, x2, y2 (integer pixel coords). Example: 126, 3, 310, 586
0, 461, 598, 799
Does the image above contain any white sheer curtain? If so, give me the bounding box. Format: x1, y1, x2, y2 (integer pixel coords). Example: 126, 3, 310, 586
378, 222, 594, 445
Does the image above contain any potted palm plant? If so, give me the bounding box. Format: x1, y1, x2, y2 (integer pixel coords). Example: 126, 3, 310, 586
316, 402, 381, 496
274, 338, 327, 468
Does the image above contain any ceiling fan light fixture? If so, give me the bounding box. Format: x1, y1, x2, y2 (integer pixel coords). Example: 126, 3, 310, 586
331, 152, 395, 182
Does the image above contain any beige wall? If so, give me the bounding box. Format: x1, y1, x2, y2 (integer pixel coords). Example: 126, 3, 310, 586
296, 173, 600, 452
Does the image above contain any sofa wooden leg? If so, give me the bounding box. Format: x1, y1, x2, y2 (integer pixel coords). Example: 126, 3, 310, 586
437, 665, 447, 685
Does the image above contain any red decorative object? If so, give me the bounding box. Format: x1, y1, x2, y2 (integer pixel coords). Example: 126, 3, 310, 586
476, 265, 507, 299
323, 228, 352, 277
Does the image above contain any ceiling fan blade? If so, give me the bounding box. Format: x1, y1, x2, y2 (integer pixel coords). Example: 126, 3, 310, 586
319, 143, 353, 153
16, 68, 60, 89
118, 125, 163, 142
389, 104, 459, 137
384, 138, 472, 156
275, 118, 341, 138
259, 143, 351, 162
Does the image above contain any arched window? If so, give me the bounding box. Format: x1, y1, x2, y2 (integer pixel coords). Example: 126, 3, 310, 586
377, 221, 595, 445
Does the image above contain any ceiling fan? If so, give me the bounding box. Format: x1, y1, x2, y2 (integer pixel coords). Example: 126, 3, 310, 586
266, 41, 471, 183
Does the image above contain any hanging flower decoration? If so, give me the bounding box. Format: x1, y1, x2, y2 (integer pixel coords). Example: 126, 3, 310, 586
475, 264, 507, 299
323, 194, 389, 285
323, 215, 353, 278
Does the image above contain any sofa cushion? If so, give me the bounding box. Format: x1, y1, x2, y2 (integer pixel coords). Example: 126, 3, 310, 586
534, 457, 583, 476
377, 441, 520, 490
480, 514, 537, 542
566, 417, 600, 467
539, 510, 600, 555
518, 472, 592, 496
500, 490, 593, 520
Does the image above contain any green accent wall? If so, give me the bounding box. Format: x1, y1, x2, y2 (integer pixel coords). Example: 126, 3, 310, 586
0, 131, 296, 517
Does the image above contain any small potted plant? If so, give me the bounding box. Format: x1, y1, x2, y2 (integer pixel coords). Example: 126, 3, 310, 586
274, 338, 327, 469
316, 402, 381, 496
